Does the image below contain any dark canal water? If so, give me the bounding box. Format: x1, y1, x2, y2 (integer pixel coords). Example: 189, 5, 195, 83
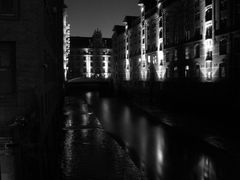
59, 92, 238, 180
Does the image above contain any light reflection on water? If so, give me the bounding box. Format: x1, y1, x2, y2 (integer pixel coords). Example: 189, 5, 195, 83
60, 92, 231, 180
90, 94, 167, 179
62, 129, 74, 176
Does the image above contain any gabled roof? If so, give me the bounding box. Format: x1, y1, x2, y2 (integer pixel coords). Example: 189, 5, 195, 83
70, 36, 112, 49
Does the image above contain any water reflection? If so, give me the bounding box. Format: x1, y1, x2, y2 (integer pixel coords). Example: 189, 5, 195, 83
61, 129, 74, 176
89, 93, 168, 179
83, 92, 230, 180
198, 156, 216, 180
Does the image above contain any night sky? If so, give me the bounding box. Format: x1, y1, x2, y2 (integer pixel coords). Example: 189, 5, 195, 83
65, 0, 139, 38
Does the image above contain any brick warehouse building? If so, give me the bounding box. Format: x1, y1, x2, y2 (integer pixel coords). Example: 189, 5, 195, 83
112, 0, 240, 110
68, 29, 112, 80
0, 0, 64, 179
112, 0, 240, 83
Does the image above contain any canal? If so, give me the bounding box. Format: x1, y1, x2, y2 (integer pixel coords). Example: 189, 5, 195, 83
59, 91, 238, 180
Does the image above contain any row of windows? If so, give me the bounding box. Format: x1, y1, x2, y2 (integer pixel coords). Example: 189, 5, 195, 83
0, 0, 18, 18
165, 40, 228, 61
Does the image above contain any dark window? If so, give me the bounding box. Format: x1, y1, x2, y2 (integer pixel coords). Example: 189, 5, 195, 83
195, 0, 200, 9
205, 0, 212, 6
166, 52, 169, 62
206, 26, 212, 39
195, 13, 200, 21
195, 44, 200, 58
0, 42, 15, 94
159, 29, 163, 38
159, 43, 163, 51
83, 56, 86, 60
206, 51, 212, 60
219, 63, 226, 78
142, 29, 145, 35
220, 0, 227, 10
219, 39, 227, 55
0, 0, 15, 15
159, 8, 162, 16
234, 37, 240, 52
205, 8, 212, 21
220, 17, 228, 29
194, 27, 201, 39
159, 19, 162, 27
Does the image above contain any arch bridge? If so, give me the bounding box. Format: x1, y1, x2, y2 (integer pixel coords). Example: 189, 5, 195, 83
65, 77, 114, 95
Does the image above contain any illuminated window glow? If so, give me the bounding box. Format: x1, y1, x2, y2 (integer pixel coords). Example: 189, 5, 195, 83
86, 55, 91, 78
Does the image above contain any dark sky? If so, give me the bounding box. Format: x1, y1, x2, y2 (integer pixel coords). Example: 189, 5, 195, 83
65, 0, 139, 38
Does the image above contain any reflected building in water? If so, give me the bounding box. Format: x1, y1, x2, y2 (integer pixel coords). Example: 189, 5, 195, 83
68, 30, 112, 80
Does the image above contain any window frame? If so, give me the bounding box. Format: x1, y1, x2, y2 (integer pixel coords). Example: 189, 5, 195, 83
0, 41, 16, 94
0, 0, 19, 19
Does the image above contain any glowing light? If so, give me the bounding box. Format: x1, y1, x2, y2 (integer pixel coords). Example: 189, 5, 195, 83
86, 55, 91, 78
198, 156, 216, 180
103, 55, 109, 79
63, 12, 70, 80
205, 39, 213, 51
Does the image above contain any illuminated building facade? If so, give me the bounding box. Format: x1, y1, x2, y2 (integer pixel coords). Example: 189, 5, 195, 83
68, 30, 112, 80
63, 9, 70, 80
112, 0, 240, 83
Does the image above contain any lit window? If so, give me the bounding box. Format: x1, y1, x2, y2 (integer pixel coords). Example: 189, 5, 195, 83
206, 26, 212, 39
0, 42, 15, 94
174, 49, 178, 61
185, 47, 190, 59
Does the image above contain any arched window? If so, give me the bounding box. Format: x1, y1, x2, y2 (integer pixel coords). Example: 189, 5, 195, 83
205, 8, 212, 21
194, 44, 200, 58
